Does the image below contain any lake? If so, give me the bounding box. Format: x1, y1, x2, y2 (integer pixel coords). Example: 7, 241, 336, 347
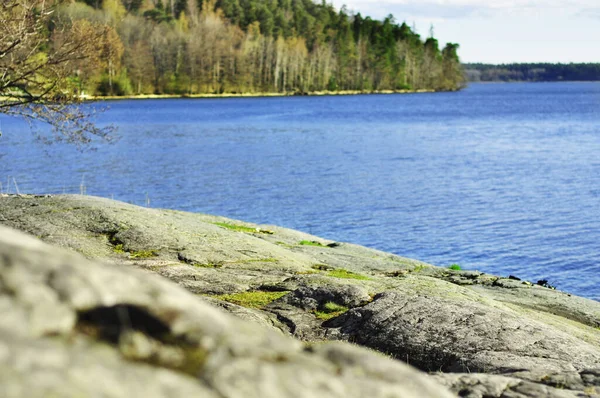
1, 82, 599, 300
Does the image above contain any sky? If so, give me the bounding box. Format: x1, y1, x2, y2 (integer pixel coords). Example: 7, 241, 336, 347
329, 0, 600, 64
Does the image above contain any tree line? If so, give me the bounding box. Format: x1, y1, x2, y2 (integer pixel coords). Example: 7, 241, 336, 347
464, 63, 600, 82
1, 0, 464, 143
52, 0, 464, 96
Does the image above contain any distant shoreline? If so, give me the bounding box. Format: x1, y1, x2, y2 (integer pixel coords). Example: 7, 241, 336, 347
83, 88, 439, 101
0, 89, 451, 105
463, 62, 600, 83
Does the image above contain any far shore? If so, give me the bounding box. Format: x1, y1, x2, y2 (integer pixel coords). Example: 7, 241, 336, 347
84, 88, 438, 101
0, 88, 455, 104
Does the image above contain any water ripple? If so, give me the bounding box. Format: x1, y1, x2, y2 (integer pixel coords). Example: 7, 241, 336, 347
1, 83, 599, 300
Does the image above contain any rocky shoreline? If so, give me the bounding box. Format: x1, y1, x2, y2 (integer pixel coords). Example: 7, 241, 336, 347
1, 194, 599, 397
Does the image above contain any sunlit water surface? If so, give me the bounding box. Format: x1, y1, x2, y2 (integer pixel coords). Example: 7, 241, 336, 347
2, 82, 599, 300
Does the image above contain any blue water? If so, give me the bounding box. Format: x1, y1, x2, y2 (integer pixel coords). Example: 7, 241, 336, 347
1, 83, 599, 300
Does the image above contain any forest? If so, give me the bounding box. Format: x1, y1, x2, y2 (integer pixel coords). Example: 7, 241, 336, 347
464, 63, 600, 82
44, 0, 464, 96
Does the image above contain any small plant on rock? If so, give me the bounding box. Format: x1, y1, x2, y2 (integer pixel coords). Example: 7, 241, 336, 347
129, 249, 159, 259
213, 222, 273, 234
314, 302, 349, 320
215, 290, 289, 309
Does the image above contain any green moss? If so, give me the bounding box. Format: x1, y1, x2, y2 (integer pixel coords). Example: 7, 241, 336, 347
213, 222, 273, 234
298, 240, 326, 247
314, 302, 349, 320
311, 264, 369, 280
448, 264, 462, 270
298, 240, 327, 247
327, 269, 370, 280
295, 270, 320, 275
215, 290, 288, 309
129, 249, 159, 259
106, 232, 157, 259
213, 222, 257, 232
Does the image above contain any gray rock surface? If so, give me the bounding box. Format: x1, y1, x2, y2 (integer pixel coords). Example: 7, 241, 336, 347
2, 194, 600, 397
431, 373, 590, 398
0, 223, 453, 398
326, 291, 600, 388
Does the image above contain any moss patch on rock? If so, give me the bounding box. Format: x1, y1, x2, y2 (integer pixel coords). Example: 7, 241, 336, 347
213, 222, 259, 233
314, 302, 349, 320
215, 290, 289, 309
112, 244, 158, 260
213, 222, 273, 234
327, 269, 370, 281
130, 249, 159, 259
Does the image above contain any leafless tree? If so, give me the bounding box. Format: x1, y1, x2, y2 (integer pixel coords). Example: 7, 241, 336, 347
0, 0, 113, 145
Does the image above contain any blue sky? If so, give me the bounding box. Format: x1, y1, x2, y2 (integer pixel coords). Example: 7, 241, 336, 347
329, 0, 599, 64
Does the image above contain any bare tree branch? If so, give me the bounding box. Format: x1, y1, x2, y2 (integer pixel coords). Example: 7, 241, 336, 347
0, 0, 114, 146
